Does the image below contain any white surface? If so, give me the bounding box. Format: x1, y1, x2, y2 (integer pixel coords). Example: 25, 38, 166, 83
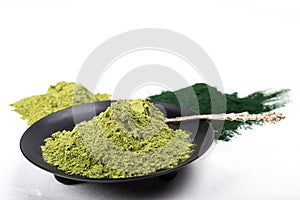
0, 1, 299, 199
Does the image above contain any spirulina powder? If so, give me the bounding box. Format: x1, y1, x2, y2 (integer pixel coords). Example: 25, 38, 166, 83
148, 83, 289, 141
41, 99, 194, 179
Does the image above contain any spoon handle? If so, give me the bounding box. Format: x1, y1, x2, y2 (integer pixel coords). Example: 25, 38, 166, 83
165, 111, 285, 123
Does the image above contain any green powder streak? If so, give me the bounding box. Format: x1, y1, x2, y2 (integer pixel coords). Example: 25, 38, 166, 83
41, 99, 194, 179
10, 81, 111, 124
147, 83, 289, 141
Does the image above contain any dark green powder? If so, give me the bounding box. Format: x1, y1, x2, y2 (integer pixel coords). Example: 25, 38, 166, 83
147, 83, 289, 141
41, 99, 194, 178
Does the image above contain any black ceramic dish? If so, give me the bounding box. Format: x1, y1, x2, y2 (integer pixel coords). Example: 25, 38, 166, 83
20, 101, 214, 184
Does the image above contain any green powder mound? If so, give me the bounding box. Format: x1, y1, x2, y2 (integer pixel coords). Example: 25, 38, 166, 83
10, 81, 111, 125
41, 99, 194, 179
147, 83, 290, 141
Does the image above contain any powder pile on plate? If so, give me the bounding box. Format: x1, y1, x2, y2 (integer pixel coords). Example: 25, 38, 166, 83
41, 99, 194, 179
10, 81, 111, 124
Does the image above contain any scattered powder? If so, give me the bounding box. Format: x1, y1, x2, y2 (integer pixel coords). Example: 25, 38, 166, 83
147, 83, 289, 141
10, 81, 111, 124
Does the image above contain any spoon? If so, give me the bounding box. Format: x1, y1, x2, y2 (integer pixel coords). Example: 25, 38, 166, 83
165, 111, 285, 123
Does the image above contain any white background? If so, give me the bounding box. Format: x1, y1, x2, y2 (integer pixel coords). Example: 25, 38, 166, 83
0, 0, 299, 199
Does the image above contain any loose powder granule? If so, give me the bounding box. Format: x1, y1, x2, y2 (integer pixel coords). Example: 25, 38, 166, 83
41, 99, 194, 179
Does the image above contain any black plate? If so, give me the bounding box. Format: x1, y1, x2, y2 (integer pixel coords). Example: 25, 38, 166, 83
20, 101, 214, 184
